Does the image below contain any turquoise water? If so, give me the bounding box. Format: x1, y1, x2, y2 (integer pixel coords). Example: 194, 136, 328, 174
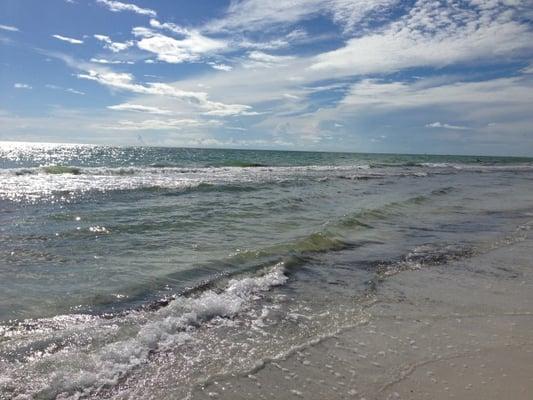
1, 142, 533, 399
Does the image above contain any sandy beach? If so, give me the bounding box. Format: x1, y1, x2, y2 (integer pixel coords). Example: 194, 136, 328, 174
190, 225, 533, 400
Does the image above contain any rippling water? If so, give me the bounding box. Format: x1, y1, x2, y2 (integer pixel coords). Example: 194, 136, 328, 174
1, 141, 532, 399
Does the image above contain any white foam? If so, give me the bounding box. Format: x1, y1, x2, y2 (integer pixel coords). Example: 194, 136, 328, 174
0, 263, 287, 399
3, 162, 532, 202
0, 164, 391, 202
420, 163, 453, 168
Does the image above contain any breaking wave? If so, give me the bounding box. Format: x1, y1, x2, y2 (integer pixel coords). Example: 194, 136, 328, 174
0, 164, 416, 203
0, 263, 287, 400
2, 161, 533, 203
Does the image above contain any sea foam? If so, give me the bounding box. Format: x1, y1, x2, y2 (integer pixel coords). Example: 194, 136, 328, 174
0, 263, 287, 399
3, 162, 532, 203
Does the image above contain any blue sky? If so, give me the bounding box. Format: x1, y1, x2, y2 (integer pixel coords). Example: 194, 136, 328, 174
0, 0, 532, 155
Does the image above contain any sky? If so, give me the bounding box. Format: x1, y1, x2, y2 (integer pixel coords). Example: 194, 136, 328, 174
0, 0, 532, 155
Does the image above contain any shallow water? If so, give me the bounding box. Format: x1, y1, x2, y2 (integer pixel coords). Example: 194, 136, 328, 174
1, 142, 532, 399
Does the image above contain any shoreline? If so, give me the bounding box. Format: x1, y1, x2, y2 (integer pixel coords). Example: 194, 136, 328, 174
189, 228, 533, 399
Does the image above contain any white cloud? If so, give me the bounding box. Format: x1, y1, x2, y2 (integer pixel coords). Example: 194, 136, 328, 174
78, 70, 138, 90
143, 18, 306, 64
149, 19, 188, 35
90, 58, 134, 64
202, 103, 255, 117
329, 0, 398, 32
522, 63, 533, 74
52, 34, 84, 44
0, 106, 228, 147
248, 51, 294, 64
205, 0, 397, 33
370, 134, 387, 143
310, 1, 533, 75
14, 83, 32, 89
162, 61, 304, 106
0, 24, 19, 32
77, 69, 253, 116
102, 118, 221, 130
94, 34, 134, 52
5, 1, 532, 154
425, 122, 470, 130
96, 0, 156, 17
79, 0, 533, 135
66, 88, 85, 95
45, 84, 85, 95
117, 0, 531, 148
133, 26, 226, 64
210, 63, 233, 71
235, 28, 309, 51
107, 103, 172, 115
236, 38, 290, 51
341, 77, 533, 111
243, 51, 295, 68
283, 93, 300, 100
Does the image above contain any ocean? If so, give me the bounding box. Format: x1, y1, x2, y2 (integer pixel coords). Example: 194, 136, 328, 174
1, 141, 533, 399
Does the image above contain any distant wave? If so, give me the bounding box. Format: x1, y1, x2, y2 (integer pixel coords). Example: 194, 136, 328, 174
1, 163, 532, 203
41, 165, 82, 175
219, 160, 268, 167
0, 164, 385, 203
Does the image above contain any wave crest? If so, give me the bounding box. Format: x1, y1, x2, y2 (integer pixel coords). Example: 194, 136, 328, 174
0, 263, 287, 399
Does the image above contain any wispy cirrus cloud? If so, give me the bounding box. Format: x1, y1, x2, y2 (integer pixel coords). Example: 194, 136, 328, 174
96, 0, 156, 17
90, 58, 134, 64
107, 103, 172, 115
14, 83, 32, 89
102, 118, 221, 130
341, 77, 533, 112
0, 24, 19, 32
45, 84, 85, 95
66, 88, 85, 95
243, 51, 295, 69
425, 122, 470, 130
235, 29, 309, 51
76, 68, 254, 116
52, 34, 84, 44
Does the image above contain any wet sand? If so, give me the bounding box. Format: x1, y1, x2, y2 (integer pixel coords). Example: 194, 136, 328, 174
191, 227, 533, 399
